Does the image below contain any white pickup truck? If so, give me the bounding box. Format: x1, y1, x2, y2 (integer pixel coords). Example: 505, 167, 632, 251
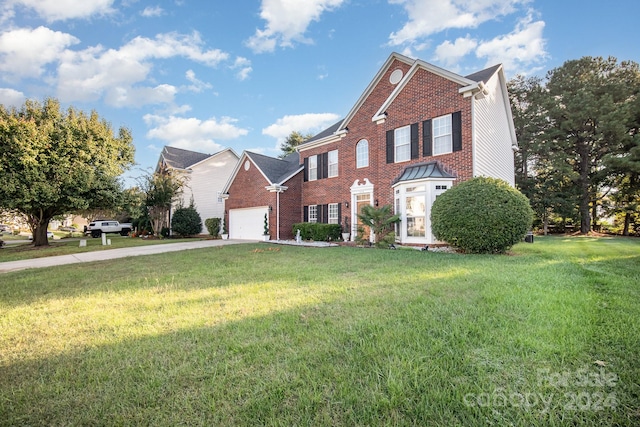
85, 220, 133, 238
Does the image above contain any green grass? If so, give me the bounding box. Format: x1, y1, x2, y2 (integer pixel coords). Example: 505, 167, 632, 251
1, 236, 639, 426
0, 235, 203, 262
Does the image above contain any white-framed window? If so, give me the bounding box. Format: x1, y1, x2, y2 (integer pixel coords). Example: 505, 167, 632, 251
308, 155, 318, 181
309, 205, 318, 223
356, 139, 369, 168
217, 191, 222, 203
328, 150, 338, 178
328, 203, 339, 224
394, 125, 411, 162
433, 114, 453, 155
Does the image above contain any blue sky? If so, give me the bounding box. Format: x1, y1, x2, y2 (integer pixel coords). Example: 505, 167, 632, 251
1, 0, 638, 185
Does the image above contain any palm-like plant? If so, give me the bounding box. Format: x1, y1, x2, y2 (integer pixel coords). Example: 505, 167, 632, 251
356, 204, 400, 248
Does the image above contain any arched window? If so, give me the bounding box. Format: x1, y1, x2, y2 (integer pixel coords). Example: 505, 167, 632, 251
356, 139, 369, 168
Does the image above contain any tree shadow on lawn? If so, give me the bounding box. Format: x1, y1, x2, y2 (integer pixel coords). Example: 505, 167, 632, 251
2, 272, 637, 427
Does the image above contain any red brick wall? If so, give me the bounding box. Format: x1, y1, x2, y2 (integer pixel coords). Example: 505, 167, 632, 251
278, 172, 303, 239
301, 59, 474, 210
225, 158, 302, 240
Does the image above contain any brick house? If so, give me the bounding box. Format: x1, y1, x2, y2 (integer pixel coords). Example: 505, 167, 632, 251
222, 151, 302, 240
224, 52, 517, 244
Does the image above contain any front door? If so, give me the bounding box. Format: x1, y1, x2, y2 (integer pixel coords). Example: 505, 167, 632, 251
356, 194, 371, 242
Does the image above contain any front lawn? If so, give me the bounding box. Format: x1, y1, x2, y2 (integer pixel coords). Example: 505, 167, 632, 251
0, 236, 638, 426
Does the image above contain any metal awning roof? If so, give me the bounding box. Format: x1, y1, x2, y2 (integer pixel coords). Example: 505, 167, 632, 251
393, 161, 456, 184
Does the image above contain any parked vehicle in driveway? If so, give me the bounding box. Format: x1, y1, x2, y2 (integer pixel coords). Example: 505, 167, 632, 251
59, 226, 77, 232
85, 220, 132, 238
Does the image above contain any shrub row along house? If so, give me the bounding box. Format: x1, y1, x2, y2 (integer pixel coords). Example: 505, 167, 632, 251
159, 52, 517, 245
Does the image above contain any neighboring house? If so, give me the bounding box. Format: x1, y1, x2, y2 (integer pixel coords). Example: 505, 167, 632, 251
157, 146, 239, 234
222, 152, 303, 240
223, 52, 517, 245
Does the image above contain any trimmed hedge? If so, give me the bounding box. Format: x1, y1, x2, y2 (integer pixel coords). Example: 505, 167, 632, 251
292, 223, 341, 241
431, 177, 533, 254
171, 206, 202, 237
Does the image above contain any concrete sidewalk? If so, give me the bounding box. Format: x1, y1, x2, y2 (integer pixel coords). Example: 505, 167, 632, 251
0, 239, 254, 273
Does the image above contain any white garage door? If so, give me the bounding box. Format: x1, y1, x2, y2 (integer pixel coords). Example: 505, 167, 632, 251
229, 206, 268, 240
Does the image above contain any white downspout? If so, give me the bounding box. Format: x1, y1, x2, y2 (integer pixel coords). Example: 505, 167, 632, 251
276, 190, 280, 241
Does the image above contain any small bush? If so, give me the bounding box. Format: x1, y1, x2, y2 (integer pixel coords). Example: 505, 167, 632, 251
171, 206, 202, 237
292, 223, 341, 241
431, 177, 533, 254
205, 218, 221, 237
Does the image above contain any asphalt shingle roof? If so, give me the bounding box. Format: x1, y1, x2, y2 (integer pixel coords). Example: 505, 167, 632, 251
160, 146, 211, 170
246, 151, 302, 184
465, 64, 501, 84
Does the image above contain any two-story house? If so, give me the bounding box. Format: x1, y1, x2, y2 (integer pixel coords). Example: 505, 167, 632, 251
157, 146, 239, 234
224, 52, 517, 245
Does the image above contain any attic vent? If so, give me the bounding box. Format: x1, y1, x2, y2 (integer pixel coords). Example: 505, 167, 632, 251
389, 69, 403, 85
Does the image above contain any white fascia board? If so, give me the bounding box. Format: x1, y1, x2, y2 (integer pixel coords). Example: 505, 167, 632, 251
220, 152, 246, 194
276, 167, 304, 186
373, 59, 477, 122
265, 184, 289, 192
188, 147, 240, 169
340, 52, 414, 130
297, 132, 344, 152
222, 151, 274, 193
392, 176, 456, 189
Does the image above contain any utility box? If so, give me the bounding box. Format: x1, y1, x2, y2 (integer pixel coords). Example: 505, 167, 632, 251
524, 232, 534, 243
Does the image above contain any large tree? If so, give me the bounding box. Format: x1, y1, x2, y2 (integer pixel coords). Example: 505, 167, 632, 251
278, 131, 312, 158
543, 57, 640, 233
0, 98, 134, 246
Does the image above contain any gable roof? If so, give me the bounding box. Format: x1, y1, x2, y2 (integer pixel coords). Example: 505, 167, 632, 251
298, 52, 505, 152
465, 64, 501, 84
159, 146, 211, 170
222, 151, 303, 193
247, 151, 302, 184
158, 146, 239, 171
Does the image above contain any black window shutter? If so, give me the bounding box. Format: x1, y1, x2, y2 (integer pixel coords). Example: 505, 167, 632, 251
303, 157, 309, 181
303, 206, 308, 222
422, 119, 432, 157
386, 130, 394, 163
322, 152, 329, 179
411, 123, 419, 159
337, 203, 342, 225
452, 111, 462, 152
322, 204, 329, 224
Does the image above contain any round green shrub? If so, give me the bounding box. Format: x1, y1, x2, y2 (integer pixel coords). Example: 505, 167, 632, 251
431, 177, 533, 254
204, 217, 221, 237
171, 206, 202, 237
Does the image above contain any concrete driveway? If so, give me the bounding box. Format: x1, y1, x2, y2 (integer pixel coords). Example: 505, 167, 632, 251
0, 239, 253, 273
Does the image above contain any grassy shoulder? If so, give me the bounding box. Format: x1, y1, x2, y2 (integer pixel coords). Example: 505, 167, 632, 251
0, 236, 638, 426
0, 234, 206, 262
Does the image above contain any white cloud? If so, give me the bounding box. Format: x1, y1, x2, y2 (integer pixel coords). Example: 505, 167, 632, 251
184, 70, 212, 93
0, 88, 26, 107
141, 6, 164, 17
9, 0, 115, 22
0, 26, 79, 80
476, 15, 547, 74
262, 112, 340, 148
246, 0, 345, 53
231, 57, 252, 81
388, 0, 528, 46
55, 31, 229, 106
105, 84, 177, 108
433, 35, 478, 68
144, 114, 249, 153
